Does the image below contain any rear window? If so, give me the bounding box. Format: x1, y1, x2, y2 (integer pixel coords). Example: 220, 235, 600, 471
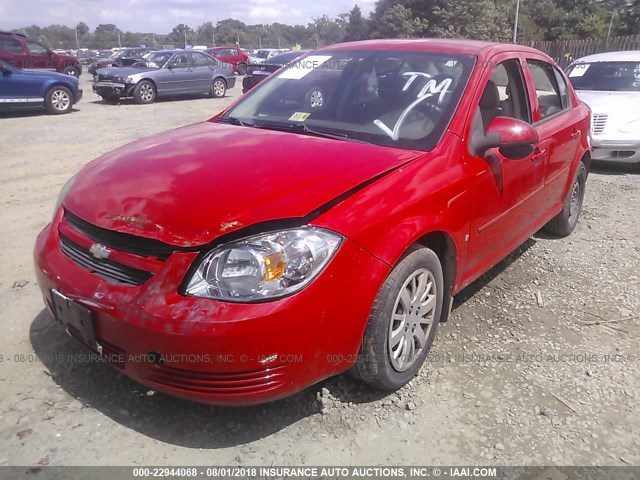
566, 61, 640, 92
0, 38, 24, 54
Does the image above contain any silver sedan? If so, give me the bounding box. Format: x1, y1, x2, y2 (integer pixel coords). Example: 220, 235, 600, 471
566, 51, 640, 169
92, 50, 236, 104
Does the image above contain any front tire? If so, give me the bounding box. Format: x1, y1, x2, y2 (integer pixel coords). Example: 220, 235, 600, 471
543, 162, 587, 236
353, 246, 444, 390
44, 86, 73, 114
133, 80, 156, 104
237, 63, 247, 75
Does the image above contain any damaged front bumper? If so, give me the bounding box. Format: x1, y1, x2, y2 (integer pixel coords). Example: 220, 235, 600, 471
92, 81, 134, 99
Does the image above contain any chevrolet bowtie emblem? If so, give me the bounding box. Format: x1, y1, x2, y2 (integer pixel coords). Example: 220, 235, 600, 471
89, 243, 111, 260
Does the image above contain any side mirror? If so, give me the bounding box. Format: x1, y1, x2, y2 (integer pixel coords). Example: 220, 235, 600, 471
471, 116, 539, 160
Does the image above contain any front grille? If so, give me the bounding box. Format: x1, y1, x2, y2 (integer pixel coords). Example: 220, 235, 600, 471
148, 364, 287, 395
60, 233, 154, 286
64, 209, 180, 261
592, 114, 608, 134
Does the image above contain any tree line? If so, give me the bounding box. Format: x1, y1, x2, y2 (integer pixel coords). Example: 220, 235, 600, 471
11, 0, 640, 51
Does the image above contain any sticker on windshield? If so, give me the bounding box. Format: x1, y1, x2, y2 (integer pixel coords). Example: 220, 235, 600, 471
277, 55, 333, 80
569, 64, 590, 77
289, 112, 310, 122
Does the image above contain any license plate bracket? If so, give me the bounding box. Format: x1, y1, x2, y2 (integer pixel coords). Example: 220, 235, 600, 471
50, 289, 98, 351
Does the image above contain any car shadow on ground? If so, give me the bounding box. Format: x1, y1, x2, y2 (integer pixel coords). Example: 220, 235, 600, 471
590, 161, 638, 175
29, 238, 536, 448
88, 94, 226, 106
0, 108, 80, 118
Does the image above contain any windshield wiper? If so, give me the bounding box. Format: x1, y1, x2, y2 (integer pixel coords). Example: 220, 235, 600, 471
257, 122, 371, 144
220, 116, 257, 128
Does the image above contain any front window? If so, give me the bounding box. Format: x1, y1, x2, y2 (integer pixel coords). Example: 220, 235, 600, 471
567, 61, 640, 92
219, 50, 474, 151
143, 51, 174, 68
26, 41, 48, 55
256, 50, 272, 59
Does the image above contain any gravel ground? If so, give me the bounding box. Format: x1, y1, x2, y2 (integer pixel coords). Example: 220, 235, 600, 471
0, 75, 638, 468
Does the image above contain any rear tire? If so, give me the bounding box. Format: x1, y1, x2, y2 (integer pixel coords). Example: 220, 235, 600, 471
133, 80, 156, 104
63, 65, 80, 77
543, 162, 587, 236
353, 246, 444, 390
44, 86, 73, 114
210, 78, 227, 98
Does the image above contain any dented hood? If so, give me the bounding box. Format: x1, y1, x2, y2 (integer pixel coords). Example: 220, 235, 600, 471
64, 121, 421, 247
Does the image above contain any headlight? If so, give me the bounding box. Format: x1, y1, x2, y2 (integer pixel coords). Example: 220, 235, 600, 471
618, 119, 640, 134
185, 227, 343, 302
53, 174, 76, 218
123, 76, 133, 84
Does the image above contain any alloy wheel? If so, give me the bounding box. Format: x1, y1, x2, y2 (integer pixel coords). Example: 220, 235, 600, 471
213, 80, 225, 97
51, 89, 71, 111
309, 90, 324, 108
139, 84, 154, 102
388, 268, 438, 372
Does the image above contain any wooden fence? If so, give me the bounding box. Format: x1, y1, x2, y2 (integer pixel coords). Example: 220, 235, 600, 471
524, 35, 640, 67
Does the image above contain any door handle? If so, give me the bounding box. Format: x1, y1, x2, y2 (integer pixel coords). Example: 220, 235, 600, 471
571, 129, 581, 141
531, 148, 547, 165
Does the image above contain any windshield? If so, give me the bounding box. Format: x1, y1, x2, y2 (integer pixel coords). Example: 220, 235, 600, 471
143, 52, 174, 68
567, 61, 640, 92
220, 50, 474, 151
256, 50, 273, 59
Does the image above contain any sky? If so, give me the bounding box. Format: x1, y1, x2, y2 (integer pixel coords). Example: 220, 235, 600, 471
0, 0, 376, 32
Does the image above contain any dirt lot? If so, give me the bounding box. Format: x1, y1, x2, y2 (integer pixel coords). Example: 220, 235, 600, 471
0, 75, 639, 468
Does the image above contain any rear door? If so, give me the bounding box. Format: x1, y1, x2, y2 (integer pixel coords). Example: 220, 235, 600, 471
522, 56, 584, 214
0, 37, 28, 69
191, 52, 216, 92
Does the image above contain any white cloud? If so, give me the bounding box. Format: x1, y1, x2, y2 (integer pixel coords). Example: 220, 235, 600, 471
0, 0, 376, 32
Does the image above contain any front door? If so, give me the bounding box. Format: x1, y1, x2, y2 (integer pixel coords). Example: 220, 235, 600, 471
155, 53, 194, 95
463, 54, 546, 283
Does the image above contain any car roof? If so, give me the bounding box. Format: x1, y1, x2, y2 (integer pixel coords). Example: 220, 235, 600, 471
573, 50, 640, 63
317, 38, 545, 57
0, 31, 26, 37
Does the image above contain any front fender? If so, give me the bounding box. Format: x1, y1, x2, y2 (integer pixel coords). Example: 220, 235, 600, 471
312, 133, 470, 287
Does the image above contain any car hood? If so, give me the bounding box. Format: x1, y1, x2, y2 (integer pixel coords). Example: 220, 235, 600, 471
64, 121, 422, 247
576, 90, 640, 118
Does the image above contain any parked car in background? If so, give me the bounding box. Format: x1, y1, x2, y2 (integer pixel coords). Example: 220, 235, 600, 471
0, 59, 82, 114
92, 50, 235, 104
36, 39, 590, 406
248, 48, 289, 64
566, 51, 640, 170
0, 31, 81, 77
205, 46, 249, 75
243, 49, 311, 93
88, 47, 151, 77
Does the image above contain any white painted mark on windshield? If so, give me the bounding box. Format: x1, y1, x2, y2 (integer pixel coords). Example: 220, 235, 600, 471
374, 75, 453, 141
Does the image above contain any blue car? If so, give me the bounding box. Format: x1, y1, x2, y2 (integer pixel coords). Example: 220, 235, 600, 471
0, 60, 82, 114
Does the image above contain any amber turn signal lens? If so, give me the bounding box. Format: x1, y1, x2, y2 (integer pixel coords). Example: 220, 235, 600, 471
264, 253, 286, 281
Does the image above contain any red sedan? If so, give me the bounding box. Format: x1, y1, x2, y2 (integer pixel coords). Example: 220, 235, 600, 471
205, 46, 249, 75
34, 39, 591, 405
